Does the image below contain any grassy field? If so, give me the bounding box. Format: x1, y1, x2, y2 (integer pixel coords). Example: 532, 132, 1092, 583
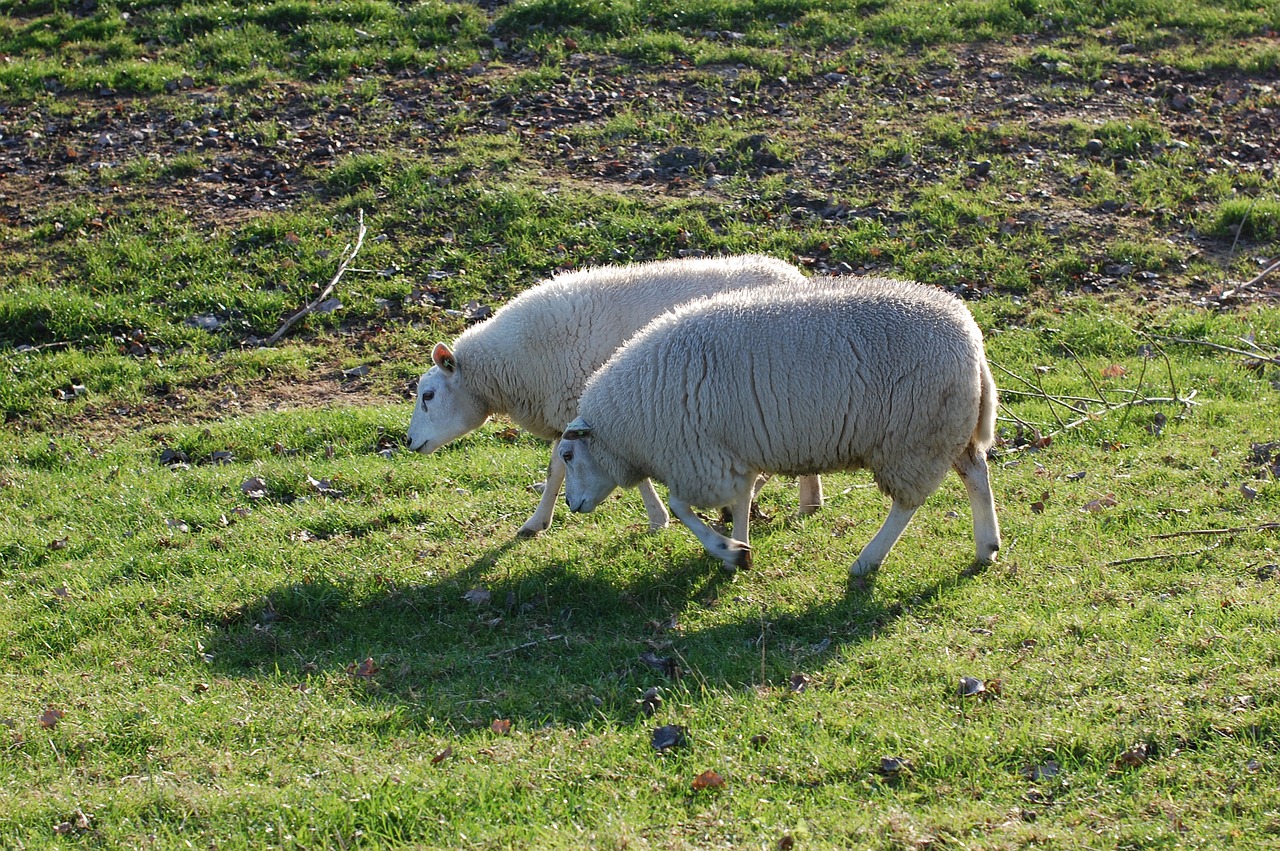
2, 0, 1280, 847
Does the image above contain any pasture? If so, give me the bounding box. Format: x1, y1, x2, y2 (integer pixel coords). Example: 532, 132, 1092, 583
1, 1, 1278, 847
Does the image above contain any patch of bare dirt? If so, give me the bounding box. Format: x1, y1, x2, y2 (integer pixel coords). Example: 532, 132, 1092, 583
42, 373, 403, 443
2, 40, 1276, 240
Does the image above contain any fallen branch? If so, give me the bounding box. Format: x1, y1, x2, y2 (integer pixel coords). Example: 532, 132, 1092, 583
1153, 335, 1280, 367
486, 634, 565, 658
1233, 256, 1280, 294
1103, 542, 1219, 567
1151, 523, 1280, 540
1000, 390, 1197, 454
14, 340, 75, 353
266, 209, 367, 346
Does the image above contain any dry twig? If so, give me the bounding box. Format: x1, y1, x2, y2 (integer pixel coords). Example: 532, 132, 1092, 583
486, 634, 566, 658
266, 209, 368, 346
1154, 335, 1280, 367
1103, 542, 1220, 567
1151, 523, 1280, 540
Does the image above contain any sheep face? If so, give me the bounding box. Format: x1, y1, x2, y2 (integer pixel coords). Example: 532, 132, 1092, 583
559, 420, 618, 514
407, 343, 489, 454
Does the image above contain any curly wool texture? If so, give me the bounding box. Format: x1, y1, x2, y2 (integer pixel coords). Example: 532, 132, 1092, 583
576, 277, 998, 509
448, 255, 808, 439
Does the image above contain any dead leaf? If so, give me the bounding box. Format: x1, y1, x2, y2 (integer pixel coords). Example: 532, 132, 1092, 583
1022, 760, 1060, 781
240, 477, 269, 499
878, 756, 911, 778
691, 769, 725, 791
750, 732, 770, 748
347, 657, 378, 679
1115, 742, 1149, 769
637, 686, 663, 717
432, 746, 453, 765
158, 447, 189, 466
307, 476, 344, 497
652, 724, 689, 752
39, 707, 65, 729
491, 719, 512, 735
1081, 493, 1117, 513
789, 673, 812, 693
48, 537, 69, 551
1240, 483, 1258, 500
166, 518, 190, 533
958, 675, 986, 697
1148, 411, 1167, 435
495, 426, 521, 442
53, 585, 70, 599
1031, 500, 1046, 514
639, 651, 680, 679
462, 588, 491, 607
462, 300, 493, 322
1100, 364, 1127, 379
1065, 471, 1087, 481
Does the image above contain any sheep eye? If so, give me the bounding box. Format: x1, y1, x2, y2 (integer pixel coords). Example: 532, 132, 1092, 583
562, 448, 574, 463
421, 390, 434, 410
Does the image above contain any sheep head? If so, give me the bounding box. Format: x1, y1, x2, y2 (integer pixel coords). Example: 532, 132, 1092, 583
559, 418, 619, 514
407, 342, 490, 453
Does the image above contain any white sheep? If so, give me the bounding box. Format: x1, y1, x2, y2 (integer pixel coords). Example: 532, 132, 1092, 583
558, 277, 1001, 575
407, 255, 825, 537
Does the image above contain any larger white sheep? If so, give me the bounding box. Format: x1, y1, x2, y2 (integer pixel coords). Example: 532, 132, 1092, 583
558, 277, 1001, 576
408, 255, 824, 537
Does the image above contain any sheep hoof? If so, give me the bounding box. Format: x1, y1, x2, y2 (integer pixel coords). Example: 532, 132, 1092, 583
517, 523, 547, 539
796, 503, 822, 517
715, 542, 752, 572
850, 558, 879, 577
647, 519, 670, 533
976, 544, 1000, 564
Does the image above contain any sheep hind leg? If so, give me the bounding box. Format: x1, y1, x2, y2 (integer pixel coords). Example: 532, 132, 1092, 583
638, 478, 670, 531
797, 475, 824, 516
954, 451, 1001, 564
669, 495, 752, 573
518, 442, 565, 538
850, 501, 919, 576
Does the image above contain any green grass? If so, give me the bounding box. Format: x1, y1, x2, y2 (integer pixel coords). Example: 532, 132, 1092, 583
3, 0, 1280, 846
3, 300, 1280, 846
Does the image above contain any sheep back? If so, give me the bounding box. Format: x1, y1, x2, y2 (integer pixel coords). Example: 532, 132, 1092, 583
449, 255, 808, 440
577, 278, 995, 509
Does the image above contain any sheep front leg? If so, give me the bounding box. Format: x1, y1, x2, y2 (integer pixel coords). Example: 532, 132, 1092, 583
954, 451, 1001, 564
637, 478, 670, 531
668, 495, 752, 573
851, 500, 919, 576
518, 441, 566, 538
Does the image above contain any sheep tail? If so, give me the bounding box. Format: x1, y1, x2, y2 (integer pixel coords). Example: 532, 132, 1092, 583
971, 357, 998, 456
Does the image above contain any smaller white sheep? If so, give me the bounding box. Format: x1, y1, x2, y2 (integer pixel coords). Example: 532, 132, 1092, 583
559, 278, 1001, 576
407, 255, 824, 537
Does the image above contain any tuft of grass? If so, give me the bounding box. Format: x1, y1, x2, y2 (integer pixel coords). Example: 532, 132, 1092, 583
1209, 197, 1280, 244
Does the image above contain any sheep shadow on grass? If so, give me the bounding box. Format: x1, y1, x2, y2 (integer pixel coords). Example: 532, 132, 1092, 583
202, 530, 990, 732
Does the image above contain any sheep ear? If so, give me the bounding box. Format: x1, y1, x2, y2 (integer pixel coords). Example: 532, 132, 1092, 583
432, 343, 456, 374
562, 417, 592, 440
